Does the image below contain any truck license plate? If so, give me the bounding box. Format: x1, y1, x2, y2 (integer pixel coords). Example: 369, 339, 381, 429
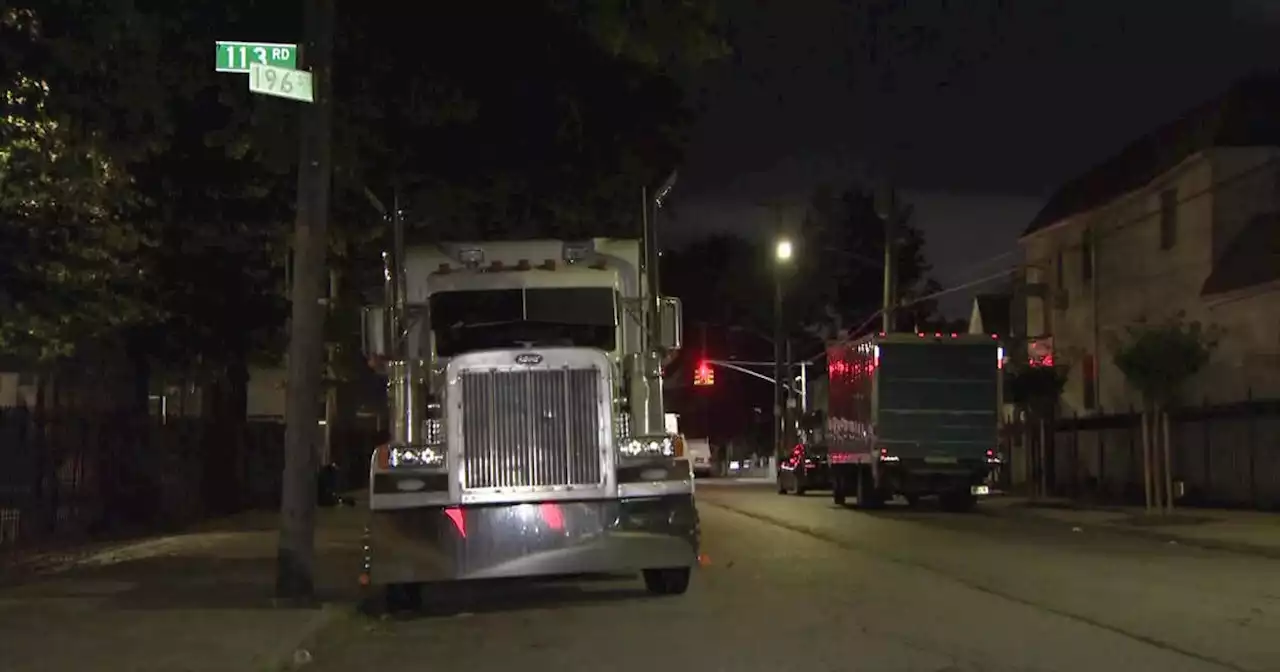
971, 485, 990, 496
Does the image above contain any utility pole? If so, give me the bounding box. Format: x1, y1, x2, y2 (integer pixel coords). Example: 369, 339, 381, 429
876, 185, 898, 333
769, 204, 787, 462
276, 0, 335, 601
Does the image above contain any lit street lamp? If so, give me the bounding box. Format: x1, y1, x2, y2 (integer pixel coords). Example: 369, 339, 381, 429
775, 238, 793, 262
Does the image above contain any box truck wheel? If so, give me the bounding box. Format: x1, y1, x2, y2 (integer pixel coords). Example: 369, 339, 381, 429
832, 470, 848, 506
643, 567, 691, 596
855, 466, 885, 509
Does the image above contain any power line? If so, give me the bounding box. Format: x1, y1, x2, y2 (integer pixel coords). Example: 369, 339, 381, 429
803, 265, 1018, 363
800, 153, 1280, 365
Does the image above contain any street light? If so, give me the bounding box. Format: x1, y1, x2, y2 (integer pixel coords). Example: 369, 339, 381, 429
775, 238, 793, 262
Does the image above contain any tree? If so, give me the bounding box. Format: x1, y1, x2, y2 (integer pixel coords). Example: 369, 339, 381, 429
0, 9, 159, 364
794, 184, 936, 343
1110, 313, 1219, 513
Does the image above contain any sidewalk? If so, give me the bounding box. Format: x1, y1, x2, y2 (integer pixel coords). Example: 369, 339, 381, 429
0, 504, 365, 672
984, 496, 1280, 559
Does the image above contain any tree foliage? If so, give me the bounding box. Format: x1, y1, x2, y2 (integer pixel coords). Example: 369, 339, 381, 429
0, 8, 157, 362
1111, 312, 1220, 408
1005, 363, 1068, 415
662, 183, 940, 354
0, 0, 726, 372
794, 184, 935, 340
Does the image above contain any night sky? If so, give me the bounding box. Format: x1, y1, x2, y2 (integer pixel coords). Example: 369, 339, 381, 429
664, 0, 1280, 316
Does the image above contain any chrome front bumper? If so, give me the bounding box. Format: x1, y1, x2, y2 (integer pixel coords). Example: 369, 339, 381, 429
363, 494, 699, 585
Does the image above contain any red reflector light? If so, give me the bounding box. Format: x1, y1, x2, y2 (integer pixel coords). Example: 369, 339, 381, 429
951, 332, 958, 338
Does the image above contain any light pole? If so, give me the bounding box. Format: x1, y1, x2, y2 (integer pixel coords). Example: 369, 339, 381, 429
773, 237, 793, 462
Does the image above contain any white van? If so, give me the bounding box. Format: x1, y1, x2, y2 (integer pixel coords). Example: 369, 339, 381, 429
665, 413, 713, 478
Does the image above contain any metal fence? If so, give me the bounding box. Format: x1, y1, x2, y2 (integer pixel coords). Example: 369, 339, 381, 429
1001, 391, 1280, 510
0, 409, 285, 549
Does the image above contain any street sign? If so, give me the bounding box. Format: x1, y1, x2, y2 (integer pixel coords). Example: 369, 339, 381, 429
249, 63, 314, 103
216, 41, 297, 73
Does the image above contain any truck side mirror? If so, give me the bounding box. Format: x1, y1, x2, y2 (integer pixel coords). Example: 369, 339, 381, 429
361, 306, 388, 358
658, 296, 682, 351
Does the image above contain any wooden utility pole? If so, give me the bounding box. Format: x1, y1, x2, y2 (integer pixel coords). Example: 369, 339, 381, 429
276, 0, 336, 601
875, 185, 898, 333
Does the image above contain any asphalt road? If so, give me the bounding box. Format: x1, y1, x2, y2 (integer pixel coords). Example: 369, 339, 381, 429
304, 483, 1280, 672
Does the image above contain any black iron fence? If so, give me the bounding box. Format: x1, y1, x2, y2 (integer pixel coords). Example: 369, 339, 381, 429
1001, 391, 1280, 510
0, 409, 286, 549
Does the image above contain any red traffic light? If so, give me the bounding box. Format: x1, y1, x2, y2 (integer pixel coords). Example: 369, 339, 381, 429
693, 360, 715, 386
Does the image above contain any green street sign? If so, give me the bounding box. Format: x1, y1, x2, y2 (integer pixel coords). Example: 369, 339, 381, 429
215, 41, 297, 74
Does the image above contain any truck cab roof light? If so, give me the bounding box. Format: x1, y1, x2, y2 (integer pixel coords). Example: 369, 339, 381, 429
458, 247, 484, 267
437, 263, 451, 274
488, 260, 504, 271
515, 259, 531, 271
539, 259, 556, 271
563, 242, 592, 263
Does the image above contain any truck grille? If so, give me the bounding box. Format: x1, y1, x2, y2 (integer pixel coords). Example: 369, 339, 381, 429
459, 368, 604, 489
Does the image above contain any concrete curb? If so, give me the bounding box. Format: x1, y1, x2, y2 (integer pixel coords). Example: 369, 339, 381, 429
264, 602, 350, 671
983, 505, 1280, 561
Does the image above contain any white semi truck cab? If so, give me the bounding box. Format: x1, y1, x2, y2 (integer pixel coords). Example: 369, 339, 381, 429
359, 238, 697, 608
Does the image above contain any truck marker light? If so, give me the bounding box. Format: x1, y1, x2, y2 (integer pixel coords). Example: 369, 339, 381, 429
539, 259, 556, 270
444, 507, 466, 538
515, 259, 531, 270
539, 503, 565, 531
458, 247, 484, 266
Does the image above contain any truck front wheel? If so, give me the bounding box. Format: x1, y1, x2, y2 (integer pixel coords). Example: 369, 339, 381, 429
643, 567, 691, 596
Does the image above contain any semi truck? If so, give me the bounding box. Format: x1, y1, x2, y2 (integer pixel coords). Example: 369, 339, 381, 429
826, 332, 1003, 512
359, 237, 697, 609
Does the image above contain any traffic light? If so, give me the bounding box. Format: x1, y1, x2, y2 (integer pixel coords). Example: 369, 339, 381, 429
693, 360, 715, 386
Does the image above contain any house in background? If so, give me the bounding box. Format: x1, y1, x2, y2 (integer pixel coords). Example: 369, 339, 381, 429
968, 293, 1012, 337
1019, 74, 1280, 415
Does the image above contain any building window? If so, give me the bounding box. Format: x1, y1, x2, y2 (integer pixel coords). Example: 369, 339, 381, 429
1159, 188, 1177, 250
1081, 232, 1093, 284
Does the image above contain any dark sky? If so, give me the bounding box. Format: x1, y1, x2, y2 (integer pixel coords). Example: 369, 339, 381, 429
663, 0, 1280, 316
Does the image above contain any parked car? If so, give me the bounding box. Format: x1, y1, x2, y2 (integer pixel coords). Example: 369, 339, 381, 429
776, 442, 830, 495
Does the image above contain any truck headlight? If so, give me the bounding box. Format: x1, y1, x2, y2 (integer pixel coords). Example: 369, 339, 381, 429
388, 445, 445, 468
613, 411, 631, 443
424, 417, 444, 446
620, 434, 675, 458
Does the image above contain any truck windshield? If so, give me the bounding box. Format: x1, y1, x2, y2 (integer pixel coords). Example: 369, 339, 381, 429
430, 287, 617, 357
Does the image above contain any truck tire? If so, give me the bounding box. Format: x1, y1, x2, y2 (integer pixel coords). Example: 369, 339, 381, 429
832, 473, 848, 506
855, 467, 885, 509
776, 472, 788, 494
643, 567, 691, 596
792, 470, 808, 496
